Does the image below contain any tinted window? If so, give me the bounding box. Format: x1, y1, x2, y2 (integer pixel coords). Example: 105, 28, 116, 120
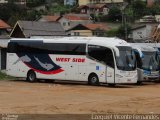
44, 43, 86, 55
8, 41, 86, 55
88, 45, 114, 68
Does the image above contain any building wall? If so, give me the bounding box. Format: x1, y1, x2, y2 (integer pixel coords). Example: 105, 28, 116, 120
79, 0, 123, 6
59, 17, 91, 30
70, 30, 93, 36
131, 25, 152, 41
132, 27, 146, 41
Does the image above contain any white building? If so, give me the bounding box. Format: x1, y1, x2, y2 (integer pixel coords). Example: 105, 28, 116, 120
129, 24, 153, 42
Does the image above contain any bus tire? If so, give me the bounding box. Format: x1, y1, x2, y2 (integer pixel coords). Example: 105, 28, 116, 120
88, 73, 99, 86
136, 81, 142, 85
27, 70, 37, 82
108, 84, 116, 87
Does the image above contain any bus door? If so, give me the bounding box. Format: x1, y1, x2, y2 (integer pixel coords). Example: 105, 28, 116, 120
7, 53, 19, 76
105, 49, 115, 83
106, 66, 115, 83
88, 45, 115, 83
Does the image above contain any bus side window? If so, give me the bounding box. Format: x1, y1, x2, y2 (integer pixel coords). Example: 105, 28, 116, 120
88, 45, 114, 68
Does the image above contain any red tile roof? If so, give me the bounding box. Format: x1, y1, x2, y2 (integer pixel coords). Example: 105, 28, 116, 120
0, 19, 10, 29
88, 4, 107, 9
64, 15, 89, 21
79, 4, 107, 9
42, 15, 61, 22
85, 23, 110, 31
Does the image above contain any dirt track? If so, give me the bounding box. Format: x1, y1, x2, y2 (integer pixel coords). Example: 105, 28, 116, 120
0, 80, 160, 114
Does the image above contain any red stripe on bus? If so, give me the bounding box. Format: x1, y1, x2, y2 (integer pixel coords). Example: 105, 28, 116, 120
26, 64, 64, 75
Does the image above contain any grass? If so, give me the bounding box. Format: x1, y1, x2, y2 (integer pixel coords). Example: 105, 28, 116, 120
0, 72, 15, 80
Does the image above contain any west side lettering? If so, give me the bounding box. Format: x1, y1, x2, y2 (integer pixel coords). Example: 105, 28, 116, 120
56, 58, 85, 63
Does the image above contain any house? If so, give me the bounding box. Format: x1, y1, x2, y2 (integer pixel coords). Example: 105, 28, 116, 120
0, 19, 11, 36
151, 24, 160, 42
10, 21, 66, 38
129, 24, 154, 42
79, 0, 124, 6
78, 4, 109, 15
14, 0, 26, 6
64, 0, 76, 6
67, 23, 110, 36
58, 14, 92, 30
0, 0, 8, 4
139, 15, 156, 23
38, 15, 62, 22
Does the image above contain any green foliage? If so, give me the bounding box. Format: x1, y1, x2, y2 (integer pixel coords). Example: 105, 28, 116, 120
27, 0, 46, 8
125, 7, 134, 23
124, 0, 160, 22
132, 0, 146, 18
145, 4, 160, 15
105, 29, 118, 37
0, 3, 46, 26
108, 6, 122, 22
0, 72, 15, 80
48, 5, 72, 15
0, 3, 27, 22
117, 24, 131, 39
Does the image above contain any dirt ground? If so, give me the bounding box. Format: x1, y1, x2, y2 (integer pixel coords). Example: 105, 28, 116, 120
0, 80, 160, 114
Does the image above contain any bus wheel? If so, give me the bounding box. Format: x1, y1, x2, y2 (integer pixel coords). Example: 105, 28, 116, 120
136, 81, 142, 85
88, 74, 99, 86
108, 84, 116, 87
27, 70, 37, 82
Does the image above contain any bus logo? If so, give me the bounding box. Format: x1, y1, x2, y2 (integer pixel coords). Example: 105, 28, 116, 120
14, 53, 64, 75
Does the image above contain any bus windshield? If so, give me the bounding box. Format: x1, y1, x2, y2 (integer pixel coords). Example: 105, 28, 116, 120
142, 52, 159, 71
116, 46, 136, 71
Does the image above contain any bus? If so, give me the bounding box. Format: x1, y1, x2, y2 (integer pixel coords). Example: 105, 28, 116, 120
130, 43, 159, 84
140, 43, 160, 81
7, 37, 137, 86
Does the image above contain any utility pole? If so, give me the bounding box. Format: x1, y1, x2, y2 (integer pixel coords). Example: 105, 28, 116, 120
124, 13, 128, 41
122, 2, 128, 41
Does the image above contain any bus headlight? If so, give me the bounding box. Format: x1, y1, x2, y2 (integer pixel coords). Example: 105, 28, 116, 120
116, 74, 123, 78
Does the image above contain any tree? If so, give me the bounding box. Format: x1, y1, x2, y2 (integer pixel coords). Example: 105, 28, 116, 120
132, 0, 146, 19
125, 6, 134, 23
117, 24, 131, 40
147, 4, 160, 15
105, 29, 118, 37
27, 0, 46, 8
0, 3, 27, 22
108, 6, 122, 22
48, 5, 72, 15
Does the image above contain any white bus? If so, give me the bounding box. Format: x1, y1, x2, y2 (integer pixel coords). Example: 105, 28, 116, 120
137, 43, 160, 81
130, 43, 159, 84
7, 37, 137, 86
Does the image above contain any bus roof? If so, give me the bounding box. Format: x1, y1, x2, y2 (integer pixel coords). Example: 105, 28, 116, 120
130, 43, 156, 52
10, 37, 130, 48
